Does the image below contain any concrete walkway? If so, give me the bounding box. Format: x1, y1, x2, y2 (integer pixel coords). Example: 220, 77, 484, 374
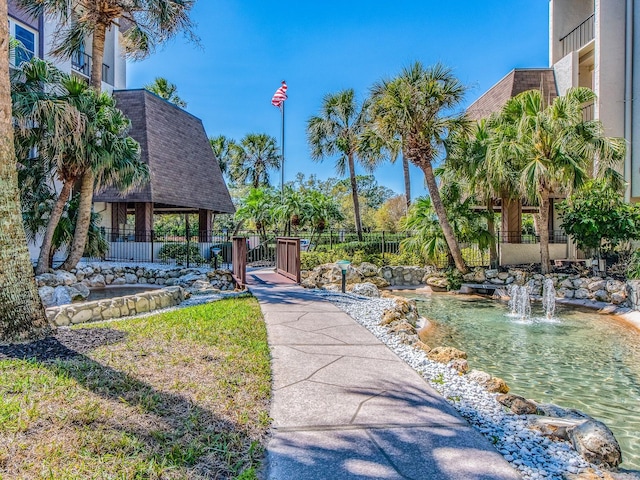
248, 269, 521, 480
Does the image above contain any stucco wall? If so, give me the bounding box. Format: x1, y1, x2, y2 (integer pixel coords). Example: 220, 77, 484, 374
550, 0, 595, 64
500, 243, 568, 265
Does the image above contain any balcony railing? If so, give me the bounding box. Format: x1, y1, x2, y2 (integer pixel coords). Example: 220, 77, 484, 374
582, 103, 595, 121
71, 51, 112, 85
560, 13, 595, 57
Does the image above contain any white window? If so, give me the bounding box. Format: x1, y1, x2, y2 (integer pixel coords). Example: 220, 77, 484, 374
8, 19, 37, 66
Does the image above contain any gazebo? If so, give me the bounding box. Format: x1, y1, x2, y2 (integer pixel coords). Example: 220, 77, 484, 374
93, 89, 235, 243
466, 68, 559, 243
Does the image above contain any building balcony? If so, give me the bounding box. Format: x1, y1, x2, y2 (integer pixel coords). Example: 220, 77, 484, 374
560, 13, 595, 57
71, 51, 112, 85
582, 102, 595, 121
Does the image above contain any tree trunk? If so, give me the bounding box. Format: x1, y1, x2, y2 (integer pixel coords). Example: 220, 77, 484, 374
0, 7, 51, 343
420, 161, 469, 274
348, 152, 363, 241
402, 151, 411, 208
59, 22, 106, 271
538, 191, 551, 274
90, 23, 107, 89
36, 180, 73, 274
61, 170, 94, 270
487, 199, 498, 269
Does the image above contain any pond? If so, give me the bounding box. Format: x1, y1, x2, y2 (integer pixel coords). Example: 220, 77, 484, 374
82, 286, 161, 302
399, 292, 640, 470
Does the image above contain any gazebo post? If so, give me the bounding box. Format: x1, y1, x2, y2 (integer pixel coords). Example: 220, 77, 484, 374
199, 209, 212, 242
135, 202, 154, 242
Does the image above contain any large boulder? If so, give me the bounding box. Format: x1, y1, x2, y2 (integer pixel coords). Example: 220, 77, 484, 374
71, 282, 90, 300
177, 273, 207, 285
568, 419, 623, 468
357, 262, 379, 278
88, 274, 106, 288
526, 416, 585, 441
485, 377, 509, 394
496, 393, 538, 415
448, 359, 469, 374
36, 273, 58, 287
51, 285, 85, 306
427, 346, 467, 364
368, 276, 390, 288
38, 286, 56, 307
55, 270, 77, 286
425, 276, 449, 292
348, 282, 380, 298
466, 369, 508, 393
536, 403, 590, 419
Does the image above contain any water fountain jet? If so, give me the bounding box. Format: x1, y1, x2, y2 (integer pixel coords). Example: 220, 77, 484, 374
508, 284, 531, 320
542, 278, 557, 319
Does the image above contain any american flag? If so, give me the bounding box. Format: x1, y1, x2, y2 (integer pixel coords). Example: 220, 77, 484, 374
271, 81, 288, 108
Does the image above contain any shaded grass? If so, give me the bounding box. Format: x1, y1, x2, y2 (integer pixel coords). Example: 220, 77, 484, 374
0, 296, 271, 479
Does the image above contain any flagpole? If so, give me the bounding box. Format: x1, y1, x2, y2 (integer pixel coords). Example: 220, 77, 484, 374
281, 100, 285, 197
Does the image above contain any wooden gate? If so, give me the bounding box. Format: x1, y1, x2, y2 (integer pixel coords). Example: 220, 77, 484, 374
232, 237, 247, 287
276, 237, 301, 283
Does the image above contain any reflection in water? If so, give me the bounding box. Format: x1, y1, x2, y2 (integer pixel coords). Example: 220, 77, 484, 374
403, 293, 640, 470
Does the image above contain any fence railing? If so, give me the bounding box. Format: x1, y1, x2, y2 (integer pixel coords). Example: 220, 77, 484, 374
498, 230, 567, 244
95, 227, 569, 269
582, 103, 595, 121
560, 13, 595, 56
71, 51, 113, 85
276, 237, 301, 282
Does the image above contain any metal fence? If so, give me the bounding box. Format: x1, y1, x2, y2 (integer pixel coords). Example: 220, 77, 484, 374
96, 228, 493, 269
560, 13, 595, 57
498, 230, 567, 244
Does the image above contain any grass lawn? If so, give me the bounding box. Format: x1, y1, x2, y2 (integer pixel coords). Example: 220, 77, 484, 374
0, 296, 271, 479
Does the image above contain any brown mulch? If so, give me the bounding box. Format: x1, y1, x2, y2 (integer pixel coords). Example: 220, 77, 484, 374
0, 328, 127, 362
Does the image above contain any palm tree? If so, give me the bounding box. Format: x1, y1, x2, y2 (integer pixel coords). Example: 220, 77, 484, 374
445, 120, 512, 268
307, 89, 375, 241
235, 187, 279, 243
277, 186, 307, 236
370, 62, 471, 273
13, 60, 147, 272
305, 190, 343, 247
360, 114, 411, 208
12, 59, 86, 273
209, 135, 237, 178
144, 77, 187, 107
17, 0, 195, 271
61, 87, 147, 270
0, 1, 50, 343
490, 88, 625, 273
230, 134, 281, 188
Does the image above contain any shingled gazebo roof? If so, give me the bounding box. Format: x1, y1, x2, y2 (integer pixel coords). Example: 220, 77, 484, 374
466, 68, 558, 121
94, 89, 235, 214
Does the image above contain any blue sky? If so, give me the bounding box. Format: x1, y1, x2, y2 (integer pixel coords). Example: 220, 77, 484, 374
127, 1, 549, 198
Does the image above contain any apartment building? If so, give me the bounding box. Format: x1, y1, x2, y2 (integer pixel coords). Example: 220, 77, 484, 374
549, 0, 638, 200
8, 1, 234, 264
8, 0, 126, 91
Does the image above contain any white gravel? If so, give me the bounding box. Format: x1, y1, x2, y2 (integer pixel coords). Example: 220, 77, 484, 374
309, 290, 604, 480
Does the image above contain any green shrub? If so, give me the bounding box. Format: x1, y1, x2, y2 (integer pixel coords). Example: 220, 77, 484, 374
383, 251, 428, 267
626, 250, 640, 279
158, 243, 205, 264
445, 268, 463, 291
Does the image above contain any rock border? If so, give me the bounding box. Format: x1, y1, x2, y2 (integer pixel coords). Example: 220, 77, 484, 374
46, 286, 185, 326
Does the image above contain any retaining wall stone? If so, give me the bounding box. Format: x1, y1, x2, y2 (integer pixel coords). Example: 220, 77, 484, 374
45, 286, 185, 326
